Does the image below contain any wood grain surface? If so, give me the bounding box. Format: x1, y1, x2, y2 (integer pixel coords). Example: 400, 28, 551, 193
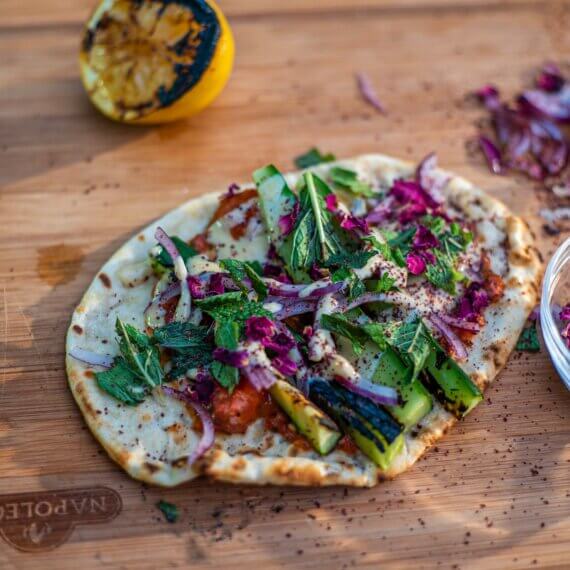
1, 0, 569, 568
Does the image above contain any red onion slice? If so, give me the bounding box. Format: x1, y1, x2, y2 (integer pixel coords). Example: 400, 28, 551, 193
162, 386, 215, 465
270, 298, 319, 320
264, 278, 343, 299
69, 347, 114, 368
334, 375, 399, 407
243, 365, 277, 391
439, 314, 481, 333
478, 136, 503, 174
428, 314, 468, 360
356, 72, 386, 114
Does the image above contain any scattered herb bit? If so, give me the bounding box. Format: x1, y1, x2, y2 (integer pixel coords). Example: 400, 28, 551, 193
367, 272, 397, 293
325, 249, 376, 270
220, 259, 268, 300
211, 321, 241, 391
157, 500, 179, 523
294, 148, 336, 169
516, 321, 541, 352
347, 273, 366, 301
329, 167, 375, 197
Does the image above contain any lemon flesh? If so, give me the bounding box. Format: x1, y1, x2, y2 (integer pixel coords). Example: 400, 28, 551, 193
80, 0, 234, 123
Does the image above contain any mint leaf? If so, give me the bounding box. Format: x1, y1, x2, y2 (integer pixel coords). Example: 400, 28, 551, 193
321, 313, 370, 355
95, 358, 147, 405
152, 322, 210, 350
347, 273, 366, 301
279, 173, 357, 275
157, 500, 179, 523
367, 272, 397, 293
516, 321, 540, 352
364, 235, 406, 268
329, 167, 375, 197
294, 148, 336, 169
324, 248, 375, 270
196, 292, 272, 321
116, 319, 163, 388
211, 321, 240, 391
152, 321, 213, 378
220, 259, 268, 300
388, 318, 432, 381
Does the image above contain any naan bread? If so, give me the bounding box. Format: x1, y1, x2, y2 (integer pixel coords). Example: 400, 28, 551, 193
66, 154, 542, 487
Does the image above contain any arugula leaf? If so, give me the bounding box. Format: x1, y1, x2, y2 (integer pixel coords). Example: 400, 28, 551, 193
157, 500, 179, 523
220, 259, 268, 300
196, 292, 272, 321
210, 321, 240, 391
420, 215, 446, 236
152, 236, 197, 269
320, 314, 370, 355
294, 148, 336, 169
329, 167, 375, 197
388, 318, 432, 381
516, 321, 540, 352
116, 319, 163, 388
95, 358, 147, 405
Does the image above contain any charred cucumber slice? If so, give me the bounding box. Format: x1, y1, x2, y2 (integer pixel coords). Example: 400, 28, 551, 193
308, 378, 404, 470
421, 343, 483, 418
269, 380, 341, 455
373, 347, 433, 430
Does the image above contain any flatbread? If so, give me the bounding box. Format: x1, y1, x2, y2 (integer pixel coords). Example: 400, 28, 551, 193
66, 154, 542, 487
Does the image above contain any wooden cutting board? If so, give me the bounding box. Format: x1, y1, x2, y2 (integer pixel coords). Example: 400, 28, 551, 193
1, 1, 569, 568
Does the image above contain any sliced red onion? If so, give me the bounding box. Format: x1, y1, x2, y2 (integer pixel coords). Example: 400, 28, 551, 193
270, 298, 318, 320
162, 386, 215, 465
174, 278, 192, 322
144, 278, 181, 328
428, 314, 468, 360
154, 227, 187, 280
519, 84, 570, 122
415, 152, 447, 203
479, 136, 503, 174
356, 72, 386, 114
439, 314, 481, 333
333, 375, 399, 407
69, 347, 114, 368
243, 365, 278, 391
264, 278, 343, 299
340, 291, 416, 313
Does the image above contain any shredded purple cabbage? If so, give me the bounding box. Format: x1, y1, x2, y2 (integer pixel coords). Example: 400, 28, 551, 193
212, 348, 249, 368
245, 316, 276, 342
406, 253, 427, 275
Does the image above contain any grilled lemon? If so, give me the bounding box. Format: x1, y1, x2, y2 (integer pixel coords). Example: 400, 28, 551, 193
79, 0, 234, 124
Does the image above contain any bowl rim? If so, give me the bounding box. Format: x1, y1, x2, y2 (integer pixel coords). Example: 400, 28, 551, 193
540, 235, 570, 390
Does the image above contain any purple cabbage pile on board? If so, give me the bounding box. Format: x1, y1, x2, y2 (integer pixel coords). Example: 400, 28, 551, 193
476, 64, 570, 182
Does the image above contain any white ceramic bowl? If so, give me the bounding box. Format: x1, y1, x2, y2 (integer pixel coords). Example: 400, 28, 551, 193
540, 236, 570, 390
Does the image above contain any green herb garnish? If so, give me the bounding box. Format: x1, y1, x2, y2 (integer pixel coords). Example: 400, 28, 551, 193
195, 292, 272, 321
95, 319, 164, 405
220, 259, 268, 300
329, 167, 375, 197
294, 148, 336, 169
516, 321, 540, 352
210, 321, 241, 391
157, 500, 179, 523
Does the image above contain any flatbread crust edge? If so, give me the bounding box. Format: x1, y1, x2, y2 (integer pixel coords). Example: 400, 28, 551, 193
66, 154, 542, 488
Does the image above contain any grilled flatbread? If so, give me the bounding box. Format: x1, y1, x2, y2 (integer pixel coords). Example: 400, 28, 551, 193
66, 154, 541, 487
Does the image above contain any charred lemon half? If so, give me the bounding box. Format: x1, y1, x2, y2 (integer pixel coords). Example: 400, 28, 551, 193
79, 0, 234, 124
